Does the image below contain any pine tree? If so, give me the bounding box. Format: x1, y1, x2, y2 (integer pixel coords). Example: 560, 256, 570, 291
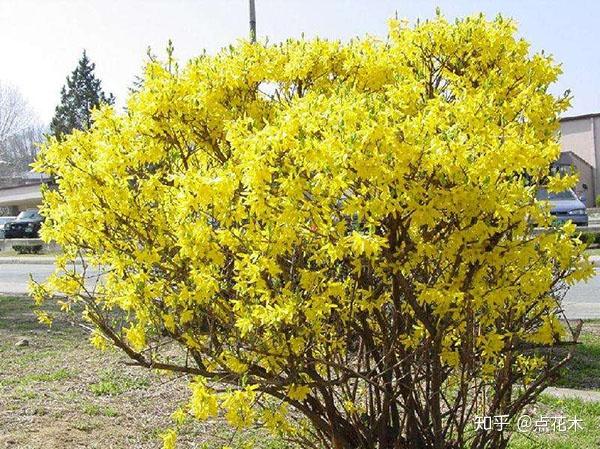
50, 50, 114, 140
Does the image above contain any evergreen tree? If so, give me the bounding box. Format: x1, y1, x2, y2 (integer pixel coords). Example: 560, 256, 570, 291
50, 50, 114, 140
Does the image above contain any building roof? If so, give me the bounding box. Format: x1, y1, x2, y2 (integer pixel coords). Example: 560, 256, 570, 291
0, 180, 46, 192
558, 150, 594, 169
560, 112, 600, 122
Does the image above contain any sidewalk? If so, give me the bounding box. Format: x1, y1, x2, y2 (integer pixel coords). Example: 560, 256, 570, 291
545, 386, 600, 402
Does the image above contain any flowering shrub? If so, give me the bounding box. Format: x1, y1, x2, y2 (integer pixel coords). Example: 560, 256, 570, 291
33, 14, 591, 449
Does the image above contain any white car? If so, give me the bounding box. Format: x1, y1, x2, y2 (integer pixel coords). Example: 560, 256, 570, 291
536, 188, 589, 227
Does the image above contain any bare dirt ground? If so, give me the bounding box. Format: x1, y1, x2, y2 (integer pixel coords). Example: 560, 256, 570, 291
0, 295, 283, 449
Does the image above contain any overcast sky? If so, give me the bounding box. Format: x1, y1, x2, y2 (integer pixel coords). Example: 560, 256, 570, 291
1, 0, 599, 123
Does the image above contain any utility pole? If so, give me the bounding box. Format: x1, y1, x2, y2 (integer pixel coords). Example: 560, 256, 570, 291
249, 0, 256, 42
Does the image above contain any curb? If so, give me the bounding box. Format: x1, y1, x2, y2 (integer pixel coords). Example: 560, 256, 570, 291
0, 257, 56, 265
0, 257, 81, 265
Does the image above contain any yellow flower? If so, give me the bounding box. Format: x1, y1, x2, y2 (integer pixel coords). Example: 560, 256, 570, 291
125, 324, 146, 352
189, 379, 218, 421
287, 384, 311, 401
161, 428, 177, 449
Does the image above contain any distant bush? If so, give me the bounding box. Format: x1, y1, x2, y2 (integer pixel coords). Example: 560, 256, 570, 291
581, 233, 596, 246
596, 195, 600, 207
12, 244, 43, 255
580, 232, 600, 247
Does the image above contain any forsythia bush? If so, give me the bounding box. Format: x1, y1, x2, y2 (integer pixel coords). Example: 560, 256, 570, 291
33, 14, 592, 449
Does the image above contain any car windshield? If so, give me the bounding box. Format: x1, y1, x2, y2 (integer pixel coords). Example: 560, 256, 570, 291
536, 189, 577, 201
16, 210, 40, 220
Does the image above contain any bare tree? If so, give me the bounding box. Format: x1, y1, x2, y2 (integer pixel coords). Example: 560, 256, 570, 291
0, 125, 46, 177
0, 82, 44, 178
0, 81, 35, 142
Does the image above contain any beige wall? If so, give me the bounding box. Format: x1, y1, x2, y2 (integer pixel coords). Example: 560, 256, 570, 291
560, 118, 596, 167
593, 117, 600, 203
0, 184, 43, 213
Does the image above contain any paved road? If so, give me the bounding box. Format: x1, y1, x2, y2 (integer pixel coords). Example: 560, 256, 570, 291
1, 263, 598, 318
563, 268, 600, 319
0, 263, 101, 296
0, 263, 56, 293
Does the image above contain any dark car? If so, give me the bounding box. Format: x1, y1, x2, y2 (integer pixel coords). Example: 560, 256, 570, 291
0, 216, 17, 239
536, 188, 589, 227
4, 209, 44, 238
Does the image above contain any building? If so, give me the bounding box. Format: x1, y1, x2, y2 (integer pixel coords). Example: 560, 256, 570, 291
560, 113, 600, 207
0, 172, 52, 215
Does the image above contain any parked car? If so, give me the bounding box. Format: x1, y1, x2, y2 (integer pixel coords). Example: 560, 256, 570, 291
0, 216, 17, 239
3, 209, 44, 238
536, 188, 588, 227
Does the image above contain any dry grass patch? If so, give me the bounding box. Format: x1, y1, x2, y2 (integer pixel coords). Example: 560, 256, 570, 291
0, 295, 290, 449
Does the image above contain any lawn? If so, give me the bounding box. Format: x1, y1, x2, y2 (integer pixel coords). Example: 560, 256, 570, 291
1, 295, 599, 449
508, 395, 600, 449
553, 323, 600, 391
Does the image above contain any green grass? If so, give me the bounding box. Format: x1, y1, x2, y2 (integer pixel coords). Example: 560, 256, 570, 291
508, 395, 600, 448
89, 369, 151, 396
28, 368, 72, 382
82, 403, 119, 417
585, 248, 600, 256
555, 328, 600, 390
0, 367, 73, 388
